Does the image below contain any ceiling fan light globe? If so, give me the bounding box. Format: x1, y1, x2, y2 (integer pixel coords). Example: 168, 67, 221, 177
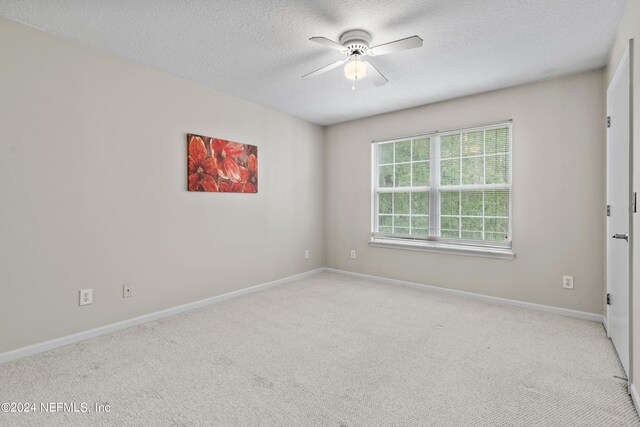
344, 57, 367, 81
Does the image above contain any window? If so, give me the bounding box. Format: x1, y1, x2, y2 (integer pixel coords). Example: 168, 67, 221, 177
371, 121, 512, 258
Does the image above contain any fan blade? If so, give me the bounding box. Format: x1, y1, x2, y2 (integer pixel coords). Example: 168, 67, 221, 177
369, 35, 423, 56
309, 37, 346, 52
302, 59, 348, 79
365, 62, 388, 86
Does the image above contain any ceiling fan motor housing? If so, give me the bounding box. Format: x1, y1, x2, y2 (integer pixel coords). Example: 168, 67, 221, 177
339, 29, 371, 55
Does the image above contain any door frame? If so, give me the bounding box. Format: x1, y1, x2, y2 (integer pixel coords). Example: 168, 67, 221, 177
606, 39, 634, 390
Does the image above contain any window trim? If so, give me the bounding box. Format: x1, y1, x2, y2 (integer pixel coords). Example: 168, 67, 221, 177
368, 237, 515, 260
370, 120, 514, 259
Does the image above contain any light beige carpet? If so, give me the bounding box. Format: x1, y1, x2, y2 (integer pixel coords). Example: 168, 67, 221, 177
0, 272, 638, 426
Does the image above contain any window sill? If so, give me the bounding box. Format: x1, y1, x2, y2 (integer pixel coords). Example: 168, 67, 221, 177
368, 238, 515, 260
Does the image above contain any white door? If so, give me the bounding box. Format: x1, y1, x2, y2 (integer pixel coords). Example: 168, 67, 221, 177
606, 45, 631, 376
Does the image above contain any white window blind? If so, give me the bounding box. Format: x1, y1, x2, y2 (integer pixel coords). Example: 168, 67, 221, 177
372, 121, 512, 250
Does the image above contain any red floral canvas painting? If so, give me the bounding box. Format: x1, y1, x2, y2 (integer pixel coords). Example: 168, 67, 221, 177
187, 133, 258, 193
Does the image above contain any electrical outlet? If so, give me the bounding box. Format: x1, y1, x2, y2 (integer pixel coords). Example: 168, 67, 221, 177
304, 250, 310, 259
350, 250, 356, 259
123, 284, 133, 298
79, 289, 93, 306
562, 275, 574, 289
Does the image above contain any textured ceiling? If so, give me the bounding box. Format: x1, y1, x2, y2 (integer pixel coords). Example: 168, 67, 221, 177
0, 0, 627, 125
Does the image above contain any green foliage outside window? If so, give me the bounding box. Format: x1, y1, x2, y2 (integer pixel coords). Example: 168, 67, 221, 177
375, 125, 511, 243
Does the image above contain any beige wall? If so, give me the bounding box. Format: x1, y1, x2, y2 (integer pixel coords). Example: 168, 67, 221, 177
606, 0, 640, 394
325, 70, 606, 314
0, 11, 615, 356
0, 17, 325, 353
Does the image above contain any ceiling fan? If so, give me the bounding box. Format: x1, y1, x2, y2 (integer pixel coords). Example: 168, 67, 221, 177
302, 29, 423, 87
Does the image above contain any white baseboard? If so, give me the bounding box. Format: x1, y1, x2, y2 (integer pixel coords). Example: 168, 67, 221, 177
0, 268, 325, 365
324, 268, 604, 323
0, 267, 605, 365
631, 384, 640, 417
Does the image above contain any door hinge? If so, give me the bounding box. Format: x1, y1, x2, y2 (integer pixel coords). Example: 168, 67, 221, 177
634, 192, 637, 213
607, 293, 611, 305
607, 205, 611, 216
607, 116, 611, 128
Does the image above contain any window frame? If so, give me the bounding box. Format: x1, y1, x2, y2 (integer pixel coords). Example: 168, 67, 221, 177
370, 120, 514, 259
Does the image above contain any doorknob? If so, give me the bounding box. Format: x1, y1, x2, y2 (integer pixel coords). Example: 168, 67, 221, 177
612, 233, 629, 241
